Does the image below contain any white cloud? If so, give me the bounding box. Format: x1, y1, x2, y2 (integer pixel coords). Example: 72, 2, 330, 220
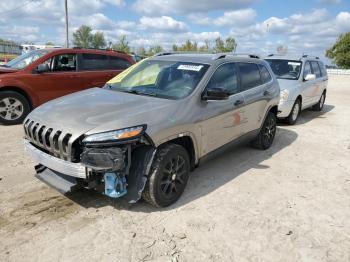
133, 0, 256, 15
139, 16, 188, 32
191, 9, 257, 26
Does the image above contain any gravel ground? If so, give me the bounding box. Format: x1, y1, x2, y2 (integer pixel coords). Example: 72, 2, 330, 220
0, 75, 349, 262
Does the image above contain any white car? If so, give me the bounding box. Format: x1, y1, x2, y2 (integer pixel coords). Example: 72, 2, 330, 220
265, 55, 328, 124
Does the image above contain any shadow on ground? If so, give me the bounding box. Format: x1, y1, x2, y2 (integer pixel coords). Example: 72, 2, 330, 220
278, 104, 335, 126
66, 126, 298, 212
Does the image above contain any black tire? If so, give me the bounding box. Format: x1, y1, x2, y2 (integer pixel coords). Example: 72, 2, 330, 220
312, 91, 326, 111
0, 91, 30, 125
142, 144, 190, 207
252, 111, 277, 150
285, 99, 301, 125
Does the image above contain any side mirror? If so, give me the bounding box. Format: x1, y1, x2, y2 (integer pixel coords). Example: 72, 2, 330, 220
35, 63, 50, 73
202, 87, 230, 101
304, 73, 316, 81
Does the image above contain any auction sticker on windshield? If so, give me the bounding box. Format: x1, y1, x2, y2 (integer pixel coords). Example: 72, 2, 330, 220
177, 64, 204, 71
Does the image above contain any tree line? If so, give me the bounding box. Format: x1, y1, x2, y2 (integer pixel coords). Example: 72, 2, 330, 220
72, 25, 237, 56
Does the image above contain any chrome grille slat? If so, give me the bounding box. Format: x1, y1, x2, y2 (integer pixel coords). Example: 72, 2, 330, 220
24, 118, 74, 162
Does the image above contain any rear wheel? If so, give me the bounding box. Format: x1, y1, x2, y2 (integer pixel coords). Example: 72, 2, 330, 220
312, 91, 326, 111
0, 91, 30, 125
252, 111, 277, 150
285, 99, 301, 125
142, 144, 190, 207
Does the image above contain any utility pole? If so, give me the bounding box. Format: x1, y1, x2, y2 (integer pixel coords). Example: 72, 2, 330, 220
65, 0, 69, 48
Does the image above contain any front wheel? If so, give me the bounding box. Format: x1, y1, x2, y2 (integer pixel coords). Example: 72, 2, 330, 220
252, 111, 277, 150
312, 91, 326, 111
0, 91, 30, 125
285, 99, 301, 125
142, 144, 190, 207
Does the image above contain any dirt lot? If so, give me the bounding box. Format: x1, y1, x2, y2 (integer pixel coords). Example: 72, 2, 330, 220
0, 75, 349, 262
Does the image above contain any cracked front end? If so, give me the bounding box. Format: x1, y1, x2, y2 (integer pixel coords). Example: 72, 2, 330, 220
24, 118, 156, 203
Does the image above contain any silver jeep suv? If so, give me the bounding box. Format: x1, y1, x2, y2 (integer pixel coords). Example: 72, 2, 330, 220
265, 55, 328, 124
24, 53, 280, 207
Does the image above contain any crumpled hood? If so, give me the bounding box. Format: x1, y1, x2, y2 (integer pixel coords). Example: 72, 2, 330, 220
27, 88, 178, 136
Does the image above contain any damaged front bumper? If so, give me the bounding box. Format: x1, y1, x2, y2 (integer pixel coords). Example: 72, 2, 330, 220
24, 138, 156, 203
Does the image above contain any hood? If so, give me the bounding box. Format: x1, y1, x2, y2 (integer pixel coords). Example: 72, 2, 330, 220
0, 66, 18, 74
27, 87, 179, 136
276, 78, 300, 91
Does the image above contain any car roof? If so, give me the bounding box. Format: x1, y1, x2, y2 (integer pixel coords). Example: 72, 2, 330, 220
35, 48, 132, 58
264, 54, 321, 62
150, 53, 263, 65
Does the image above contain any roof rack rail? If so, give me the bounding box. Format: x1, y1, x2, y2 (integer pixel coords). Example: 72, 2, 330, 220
214, 53, 260, 60
154, 51, 213, 57
301, 54, 319, 60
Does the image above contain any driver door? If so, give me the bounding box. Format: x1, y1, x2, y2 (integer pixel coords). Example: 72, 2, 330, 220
200, 63, 246, 155
30, 53, 82, 105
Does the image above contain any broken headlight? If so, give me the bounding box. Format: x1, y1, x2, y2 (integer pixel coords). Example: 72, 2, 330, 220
82, 125, 146, 145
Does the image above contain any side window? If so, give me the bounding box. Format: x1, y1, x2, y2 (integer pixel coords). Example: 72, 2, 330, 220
52, 54, 76, 72
206, 63, 238, 95
258, 64, 272, 84
303, 61, 312, 78
109, 56, 131, 70
238, 63, 262, 91
311, 61, 321, 78
80, 54, 109, 70
318, 61, 327, 77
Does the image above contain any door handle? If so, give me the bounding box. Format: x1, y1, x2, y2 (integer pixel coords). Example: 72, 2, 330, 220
234, 100, 244, 106
263, 90, 271, 96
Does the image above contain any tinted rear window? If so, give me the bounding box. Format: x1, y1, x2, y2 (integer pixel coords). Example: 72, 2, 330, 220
259, 64, 272, 84
238, 63, 262, 91
109, 56, 131, 70
80, 54, 109, 70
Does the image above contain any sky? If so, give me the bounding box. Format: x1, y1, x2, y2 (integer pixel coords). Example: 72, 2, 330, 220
0, 0, 350, 63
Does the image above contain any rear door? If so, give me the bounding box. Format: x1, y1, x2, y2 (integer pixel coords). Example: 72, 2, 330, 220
318, 61, 328, 96
200, 63, 245, 155
77, 53, 131, 88
310, 61, 323, 104
237, 62, 270, 132
301, 61, 316, 107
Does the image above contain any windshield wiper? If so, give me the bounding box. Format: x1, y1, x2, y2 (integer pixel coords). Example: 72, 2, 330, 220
122, 89, 158, 97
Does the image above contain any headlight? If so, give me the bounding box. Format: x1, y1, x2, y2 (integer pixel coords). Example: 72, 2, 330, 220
83, 125, 146, 144
280, 89, 289, 102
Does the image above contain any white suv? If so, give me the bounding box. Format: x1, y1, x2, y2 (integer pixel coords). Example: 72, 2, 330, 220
265, 55, 328, 124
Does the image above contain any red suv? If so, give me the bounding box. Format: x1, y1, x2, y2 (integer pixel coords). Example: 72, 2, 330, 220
0, 48, 134, 124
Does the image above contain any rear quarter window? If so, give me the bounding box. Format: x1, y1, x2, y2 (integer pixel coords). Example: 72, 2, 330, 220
238, 63, 262, 91
109, 56, 131, 70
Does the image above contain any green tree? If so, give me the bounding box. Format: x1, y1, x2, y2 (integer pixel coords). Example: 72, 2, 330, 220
214, 37, 237, 53
91, 32, 106, 49
137, 47, 147, 56
148, 45, 163, 55
177, 40, 198, 51
112, 35, 130, 53
45, 41, 55, 46
326, 32, 350, 69
73, 25, 93, 48
172, 44, 178, 51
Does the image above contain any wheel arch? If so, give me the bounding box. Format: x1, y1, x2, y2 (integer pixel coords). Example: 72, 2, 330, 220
0, 86, 33, 109
159, 135, 197, 170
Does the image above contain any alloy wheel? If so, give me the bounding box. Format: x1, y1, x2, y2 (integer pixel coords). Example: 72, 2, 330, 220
160, 155, 187, 199
0, 97, 24, 121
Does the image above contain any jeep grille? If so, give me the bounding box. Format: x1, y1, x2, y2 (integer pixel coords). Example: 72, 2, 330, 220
24, 118, 74, 161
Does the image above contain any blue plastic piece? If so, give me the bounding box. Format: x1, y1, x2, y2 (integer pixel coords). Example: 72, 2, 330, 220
104, 172, 127, 198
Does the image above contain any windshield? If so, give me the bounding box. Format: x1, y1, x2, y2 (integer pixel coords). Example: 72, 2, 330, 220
5, 50, 49, 69
265, 59, 302, 80
106, 59, 209, 99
